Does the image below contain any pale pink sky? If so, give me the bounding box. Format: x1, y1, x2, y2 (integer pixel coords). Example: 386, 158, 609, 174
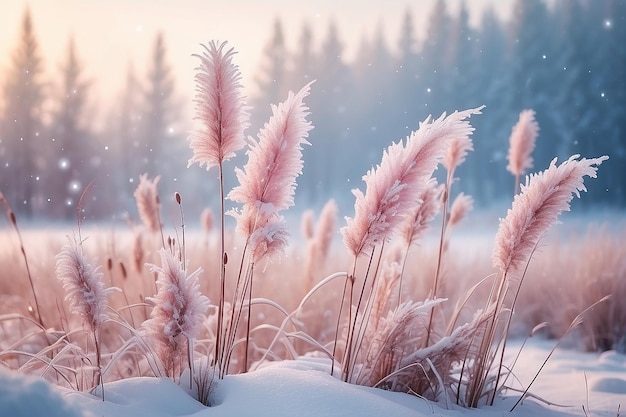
0, 0, 512, 120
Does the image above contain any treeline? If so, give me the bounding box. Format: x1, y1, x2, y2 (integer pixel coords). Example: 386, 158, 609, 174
1, 0, 624, 222
252, 0, 625, 212
0, 10, 188, 221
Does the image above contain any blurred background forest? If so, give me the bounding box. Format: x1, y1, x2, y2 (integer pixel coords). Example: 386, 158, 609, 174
0, 0, 624, 223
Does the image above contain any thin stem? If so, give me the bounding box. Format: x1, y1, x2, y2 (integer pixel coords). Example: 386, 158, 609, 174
94, 329, 104, 401
216, 162, 226, 377
331, 261, 356, 376
187, 336, 194, 390
350, 242, 386, 378
244, 266, 254, 373
176, 193, 186, 271
425, 181, 449, 347
397, 244, 411, 308
222, 242, 248, 375
9, 210, 44, 328
343, 249, 377, 382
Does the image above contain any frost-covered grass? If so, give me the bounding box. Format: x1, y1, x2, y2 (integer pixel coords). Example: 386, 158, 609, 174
0, 40, 623, 416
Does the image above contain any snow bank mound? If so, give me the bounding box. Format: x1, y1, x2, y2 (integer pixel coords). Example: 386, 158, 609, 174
0, 366, 85, 417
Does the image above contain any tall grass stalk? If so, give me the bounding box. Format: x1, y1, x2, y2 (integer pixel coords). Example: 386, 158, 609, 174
463, 154, 608, 407
187, 40, 249, 376
0, 191, 44, 327
507, 109, 539, 195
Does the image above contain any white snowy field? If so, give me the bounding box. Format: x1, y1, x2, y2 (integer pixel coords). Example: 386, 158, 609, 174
1, 338, 623, 417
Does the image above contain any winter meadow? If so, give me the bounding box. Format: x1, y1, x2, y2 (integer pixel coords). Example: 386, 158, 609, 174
1, 1, 625, 416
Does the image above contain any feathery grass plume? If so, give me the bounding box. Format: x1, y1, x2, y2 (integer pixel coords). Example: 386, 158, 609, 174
248, 216, 290, 264
134, 173, 161, 234
342, 106, 483, 258
398, 181, 442, 304
400, 181, 442, 248
187, 40, 249, 378
339, 106, 483, 382
188, 41, 249, 169
507, 109, 539, 193
494, 154, 608, 278
428, 109, 478, 348
464, 154, 608, 408
229, 81, 314, 238
55, 237, 116, 333
442, 130, 473, 179
227, 81, 313, 373
315, 199, 338, 260
300, 209, 315, 240
144, 248, 210, 380
200, 207, 213, 234
55, 236, 118, 399
448, 192, 473, 229
132, 227, 144, 273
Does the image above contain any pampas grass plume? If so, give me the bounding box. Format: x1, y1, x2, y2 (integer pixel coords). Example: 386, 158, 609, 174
448, 192, 473, 228
401, 181, 442, 247
201, 207, 214, 234
507, 109, 539, 178
55, 236, 117, 332
229, 81, 314, 241
301, 209, 315, 240
315, 199, 338, 259
342, 107, 483, 257
134, 173, 161, 234
493, 154, 608, 277
145, 249, 210, 375
188, 41, 250, 170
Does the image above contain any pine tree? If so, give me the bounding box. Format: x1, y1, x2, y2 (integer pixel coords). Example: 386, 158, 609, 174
420, 0, 453, 116
251, 18, 288, 132
507, 0, 557, 169
305, 20, 352, 203
48, 37, 92, 219
473, 6, 511, 202
394, 8, 422, 138
141, 32, 176, 174
0, 8, 46, 218
103, 62, 142, 213
599, 0, 626, 204
290, 22, 316, 86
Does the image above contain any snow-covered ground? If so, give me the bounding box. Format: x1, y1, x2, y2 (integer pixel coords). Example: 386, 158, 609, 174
2, 338, 623, 417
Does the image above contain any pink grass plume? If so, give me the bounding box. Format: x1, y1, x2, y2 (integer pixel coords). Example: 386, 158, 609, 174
401, 181, 442, 248
448, 192, 473, 229
443, 128, 473, 176
507, 109, 539, 181
55, 236, 118, 332
342, 106, 483, 257
145, 249, 210, 376
493, 154, 608, 277
134, 173, 161, 234
188, 41, 250, 170
248, 216, 290, 264
229, 81, 314, 243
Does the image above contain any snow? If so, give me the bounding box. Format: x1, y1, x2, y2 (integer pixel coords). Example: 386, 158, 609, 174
2, 338, 623, 417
